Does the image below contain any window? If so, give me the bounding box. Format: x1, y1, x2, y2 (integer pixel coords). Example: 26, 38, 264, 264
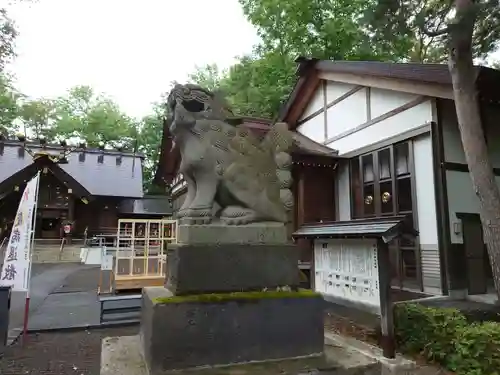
349, 142, 419, 289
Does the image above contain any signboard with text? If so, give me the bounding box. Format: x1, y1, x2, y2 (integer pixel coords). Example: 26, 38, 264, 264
0, 173, 40, 291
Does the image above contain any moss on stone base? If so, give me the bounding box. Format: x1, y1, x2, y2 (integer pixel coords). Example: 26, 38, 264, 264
153, 289, 320, 305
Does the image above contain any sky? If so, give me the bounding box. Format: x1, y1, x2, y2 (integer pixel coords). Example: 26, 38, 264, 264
6, 0, 260, 119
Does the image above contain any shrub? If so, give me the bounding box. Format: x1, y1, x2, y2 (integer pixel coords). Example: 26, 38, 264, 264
450, 322, 500, 375
395, 303, 466, 362
394, 302, 500, 375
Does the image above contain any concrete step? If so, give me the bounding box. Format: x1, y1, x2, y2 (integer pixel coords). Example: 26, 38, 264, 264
32, 245, 83, 263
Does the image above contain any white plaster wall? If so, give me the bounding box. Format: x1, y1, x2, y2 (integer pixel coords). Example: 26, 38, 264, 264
301, 87, 324, 119
296, 87, 325, 143
441, 99, 500, 244
325, 88, 367, 139
413, 134, 441, 293
414, 135, 439, 245
327, 101, 433, 155
337, 162, 351, 221
295, 82, 433, 156
296, 115, 324, 144
370, 88, 422, 118
325, 81, 358, 104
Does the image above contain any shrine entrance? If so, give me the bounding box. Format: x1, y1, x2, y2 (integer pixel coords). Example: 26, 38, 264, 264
35, 208, 70, 239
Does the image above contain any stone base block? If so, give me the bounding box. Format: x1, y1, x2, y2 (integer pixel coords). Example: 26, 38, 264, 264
101, 335, 383, 375
165, 243, 300, 294
140, 287, 325, 373
177, 222, 288, 245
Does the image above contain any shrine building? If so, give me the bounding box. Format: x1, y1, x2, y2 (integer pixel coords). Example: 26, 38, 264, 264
0, 135, 172, 242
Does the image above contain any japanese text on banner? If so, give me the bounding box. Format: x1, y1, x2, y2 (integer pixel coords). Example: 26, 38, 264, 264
0, 173, 39, 291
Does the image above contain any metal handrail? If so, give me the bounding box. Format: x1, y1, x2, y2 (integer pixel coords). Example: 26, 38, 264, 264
58, 237, 66, 261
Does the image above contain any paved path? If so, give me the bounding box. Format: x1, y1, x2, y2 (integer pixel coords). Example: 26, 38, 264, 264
7, 264, 100, 342
28, 291, 100, 330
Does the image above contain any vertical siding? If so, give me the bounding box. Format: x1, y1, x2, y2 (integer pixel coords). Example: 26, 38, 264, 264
420, 246, 442, 291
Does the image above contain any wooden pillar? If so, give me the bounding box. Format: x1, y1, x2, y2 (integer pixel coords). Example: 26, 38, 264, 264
66, 196, 75, 245
377, 238, 395, 359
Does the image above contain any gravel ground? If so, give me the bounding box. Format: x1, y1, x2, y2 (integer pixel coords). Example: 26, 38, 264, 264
0, 315, 451, 375
0, 325, 139, 375
0, 265, 449, 375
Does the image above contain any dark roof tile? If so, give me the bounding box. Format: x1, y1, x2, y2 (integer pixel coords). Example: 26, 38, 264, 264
0, 143, 144, 198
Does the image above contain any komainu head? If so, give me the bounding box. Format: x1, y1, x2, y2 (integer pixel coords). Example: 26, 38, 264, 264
166, 84, 233, 128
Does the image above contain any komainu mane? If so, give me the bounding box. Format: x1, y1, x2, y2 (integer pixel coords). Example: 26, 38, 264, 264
166, 83, 294, 225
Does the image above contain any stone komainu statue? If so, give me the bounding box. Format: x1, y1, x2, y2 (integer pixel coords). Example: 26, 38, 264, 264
166, 83, 294, 225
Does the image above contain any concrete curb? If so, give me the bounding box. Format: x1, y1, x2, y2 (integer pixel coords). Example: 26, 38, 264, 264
8, 320, 140, 346
325, 332, 417, 374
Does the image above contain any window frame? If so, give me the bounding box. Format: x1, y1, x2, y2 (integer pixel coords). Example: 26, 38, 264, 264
348, 141, 422, 290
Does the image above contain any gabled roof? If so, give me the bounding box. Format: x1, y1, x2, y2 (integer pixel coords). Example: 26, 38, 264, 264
0, 142, 144, 198
0, 155, 92, 200
279, 57, 500, 127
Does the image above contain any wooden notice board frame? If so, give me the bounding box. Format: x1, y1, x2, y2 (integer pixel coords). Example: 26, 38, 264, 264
110, 218, 177, 293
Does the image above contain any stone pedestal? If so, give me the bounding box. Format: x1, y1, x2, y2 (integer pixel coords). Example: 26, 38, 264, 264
165, 243, 300, 295
140, 287, 324, 373
136, 222, 324, 373
176, 222, 288, 245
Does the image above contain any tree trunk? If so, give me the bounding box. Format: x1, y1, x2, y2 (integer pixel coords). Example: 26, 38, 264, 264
449, 0, 500, 299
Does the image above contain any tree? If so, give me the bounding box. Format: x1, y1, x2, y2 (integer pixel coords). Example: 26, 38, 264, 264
188, 64, 226, 92
19, 99, 56, 139
203, 0, 453, 120
137, 102, 166, 192
187, 52, 296, 119
0, 8, 17, 72
222, 52, 296, 118
0, 72, 20, 136
373, 0, 500, 297
51, 85, 138, 148
239, 0, 420, 61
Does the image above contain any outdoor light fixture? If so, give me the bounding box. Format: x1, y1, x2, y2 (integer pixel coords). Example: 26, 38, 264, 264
60, 139, 67, 147
39, 135, 47, 145
0, 132, 5, 141
79, 141, 86, 148
16, 132, 26, 142
115, 142, 124, 152
98, 141, 105, 150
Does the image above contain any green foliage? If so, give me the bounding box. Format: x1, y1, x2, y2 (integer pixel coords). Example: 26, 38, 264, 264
451, 322, 500, 375
369, 0, 500, 62
137, 104, 165, 192
395, 303, 466, 362
0, 8, 17, 71
188, 64, 226, 92
222, 52, 296, 118
395, 303, 500, 375
19, 99, 55, 139
0, 72, 21, 136
239, 0, 409, 61
49, 85, 138, 148
153, 289, 320, 305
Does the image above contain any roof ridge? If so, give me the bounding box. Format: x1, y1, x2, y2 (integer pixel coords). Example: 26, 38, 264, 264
0, 141, 144, 158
